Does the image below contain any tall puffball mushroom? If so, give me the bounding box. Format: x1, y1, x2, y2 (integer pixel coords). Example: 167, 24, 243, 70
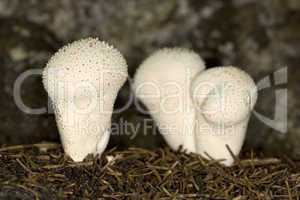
191, 66, 257, 166
43, 38, 128, 162
133, 48, 206, 153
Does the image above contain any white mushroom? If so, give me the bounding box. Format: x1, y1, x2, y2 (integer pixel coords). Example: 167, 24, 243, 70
42, 38, 128, 162
133, 48, 206, 153
191, 66, 257, 166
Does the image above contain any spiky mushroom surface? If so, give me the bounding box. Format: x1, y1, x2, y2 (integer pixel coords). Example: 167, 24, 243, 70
192, 66, 257, 166
43, 38, 128, 162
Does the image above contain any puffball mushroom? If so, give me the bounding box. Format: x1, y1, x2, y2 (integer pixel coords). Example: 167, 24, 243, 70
133, 48, 206, 153
191, 66, 257, 166
42, 38, 128, 162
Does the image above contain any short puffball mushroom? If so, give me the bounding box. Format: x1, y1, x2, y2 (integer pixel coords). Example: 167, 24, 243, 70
191, 66, 257, 166
42, 38, 128, 162
133, 48, 206, 153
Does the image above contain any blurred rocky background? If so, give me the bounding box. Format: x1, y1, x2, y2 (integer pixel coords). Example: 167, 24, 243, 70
0, 0, 299, 157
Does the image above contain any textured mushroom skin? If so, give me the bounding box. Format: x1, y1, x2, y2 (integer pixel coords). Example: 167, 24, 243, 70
43, 38, 127, 161
134, 48, 206, 153
192, 66, 257, 166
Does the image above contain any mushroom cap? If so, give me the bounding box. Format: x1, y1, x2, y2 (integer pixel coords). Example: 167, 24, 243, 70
134, 48, 205, 88
134, 48, 205, 105
43, 37, 128, 100
192, 66, 257, 127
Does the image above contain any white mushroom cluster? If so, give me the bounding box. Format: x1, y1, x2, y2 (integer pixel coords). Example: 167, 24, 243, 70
133, 48, 206, 153
43, 38, 127, 162
42, 38, 257, 166
134, 49, 257, 166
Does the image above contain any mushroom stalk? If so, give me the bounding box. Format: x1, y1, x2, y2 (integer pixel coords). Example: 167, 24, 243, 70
192, 66, 257, 166
43, 38, 128, 162
134, 48, 206, 153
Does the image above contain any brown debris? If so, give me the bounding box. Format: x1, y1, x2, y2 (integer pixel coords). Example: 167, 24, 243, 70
0, 143, 299, 199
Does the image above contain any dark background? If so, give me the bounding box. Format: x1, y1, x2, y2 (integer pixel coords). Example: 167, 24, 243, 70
0, 0, 299, 158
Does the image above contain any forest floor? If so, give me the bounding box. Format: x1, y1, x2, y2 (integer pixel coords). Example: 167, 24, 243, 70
0, 143, 299, 200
